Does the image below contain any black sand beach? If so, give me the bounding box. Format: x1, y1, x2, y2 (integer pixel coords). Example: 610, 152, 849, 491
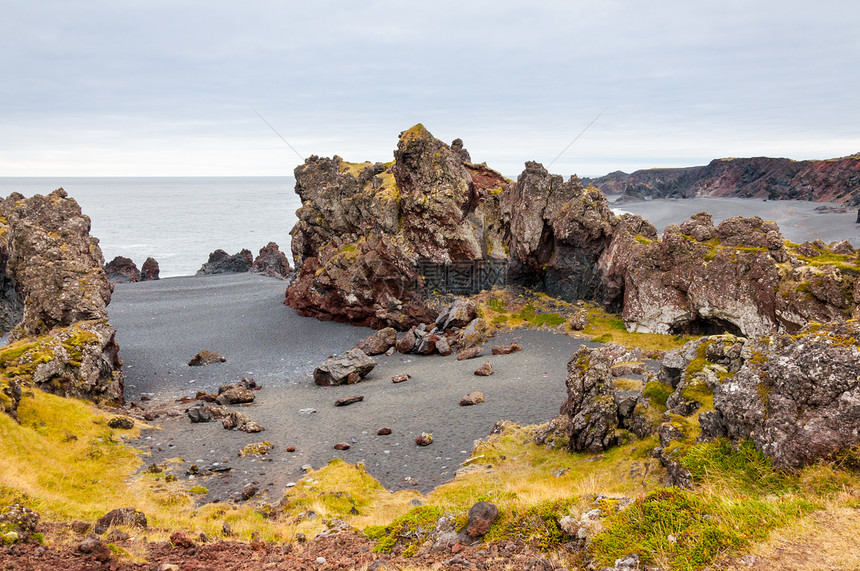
110, 274, 592, 497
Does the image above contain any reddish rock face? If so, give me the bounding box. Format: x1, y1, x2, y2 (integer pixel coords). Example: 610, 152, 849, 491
583, 154, 860, 205
141, 257, 160, 281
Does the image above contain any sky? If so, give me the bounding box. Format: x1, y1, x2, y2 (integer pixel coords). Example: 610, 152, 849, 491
2, 0, 859, 178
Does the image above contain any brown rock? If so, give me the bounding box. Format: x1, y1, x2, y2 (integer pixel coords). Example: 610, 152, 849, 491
95, 508, 147, 532
435, 337, 453, 356
456, 347, 482, 360
286, 446, 296, 452
216, 387, 255, 405
355, 327, 397, 355
313, 349, 377, 386
377, 427, 392, 435
334, 442, 351, 450
474, 361, 493, 376
396, 329, 417, 353
415, 432, 433, 446
78, 537, 111, 562
492, 343, 522, 355
465, 501, 499, 537
238, 421, 265, 433
140, 257, 160, 280
169, 531, 195, 549
252, 241, 291, 278
391, 374, 411, 383
459, 391, 485, 406
334, 395, 364, 407
188, 350, 226, 366
221, 411, 251, 430
103, 256, 140, 283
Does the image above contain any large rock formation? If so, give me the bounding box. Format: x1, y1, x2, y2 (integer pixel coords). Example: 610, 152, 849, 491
252, 242, 291, 278
285, 126, 859, 337
286, 124, 508, 329
583, 153, 860, 205
649, 320, 860, 472
621, 213, 858, 336
0, 189, 123, 417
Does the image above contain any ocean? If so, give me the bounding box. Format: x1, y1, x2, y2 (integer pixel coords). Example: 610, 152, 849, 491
0, 178, 856, 279
0, 177, 300, 277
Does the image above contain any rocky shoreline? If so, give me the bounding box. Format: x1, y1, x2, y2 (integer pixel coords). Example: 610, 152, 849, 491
0, 129, 859, 570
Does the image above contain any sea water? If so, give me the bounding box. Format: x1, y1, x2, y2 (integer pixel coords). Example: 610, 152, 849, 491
0, 177, 300, 277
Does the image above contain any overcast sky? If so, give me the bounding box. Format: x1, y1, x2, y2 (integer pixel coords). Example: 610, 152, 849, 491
2, 1, 858, 178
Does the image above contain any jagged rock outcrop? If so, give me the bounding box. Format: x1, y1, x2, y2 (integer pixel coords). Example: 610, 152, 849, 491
104, 256, 140, 283
285, 125, 508, 329
0, 189, 123, 416
583, 153, 860, 205
285, 127, 858, 336
561, 345, 654, 453
701, 319, 860, 468
140, 257, 160, 281
196, 249, 254, 275
104, 256, 159, 283
646, 321, 860, 471
621, 213, 858, 336
252, 242, 291, 278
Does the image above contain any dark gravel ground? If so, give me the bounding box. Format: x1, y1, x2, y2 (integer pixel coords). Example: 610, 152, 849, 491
109, 274, 597, 498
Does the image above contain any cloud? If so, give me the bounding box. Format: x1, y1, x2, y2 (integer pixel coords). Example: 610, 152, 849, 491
2, 1, 859, 176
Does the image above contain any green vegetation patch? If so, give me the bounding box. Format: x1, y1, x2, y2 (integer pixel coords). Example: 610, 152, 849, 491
590, 487, 815, 570
365, 505, 445, 556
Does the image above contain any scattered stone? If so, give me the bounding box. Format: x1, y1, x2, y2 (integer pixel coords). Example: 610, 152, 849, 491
492, 342, 522, 355
391, 373, 411, 383
106, 529, 129, 542
396, 329, 417, 353
415, 432, 433, 446
196, 248, 254, 275
187, 406, 212, 423
0, 504, 40, 543
222, 522, 233, 536
94, 508, 147, 534
298, 408, 317, 414
569, 310, 589, 330
169, 531, 196, 549
458, 318, 490, 349
238, 441, 273, 457
240, 484, 259, 501
435, 298, 477, 330
435, 338, 453, 356
188, 351, 226, 366
459, 392, 485, 406
464, 501, 499, 537
286, 446, 296, 453
313, 348, 377, 386
335, 395, 364, 407
215, 387, 255, 405
144, 464, 163, 474
377, 427, 392, 435
221, 411, 251, 430
238, 421, 265, 433
195, 390, 217, 402
474, 361, 493, 376
334, 442, 351, 450
107, 416, 134, 430
78, 536, 111, 562
355, 327, 397, 355
456, 347, 482, 360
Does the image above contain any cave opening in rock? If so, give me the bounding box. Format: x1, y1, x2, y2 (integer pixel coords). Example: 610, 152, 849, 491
671, 316, 743, 337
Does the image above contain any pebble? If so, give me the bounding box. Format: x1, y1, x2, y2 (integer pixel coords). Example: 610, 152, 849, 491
316, 556, 327, 564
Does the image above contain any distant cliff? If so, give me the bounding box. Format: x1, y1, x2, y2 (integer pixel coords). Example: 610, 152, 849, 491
582, 154, 860, 205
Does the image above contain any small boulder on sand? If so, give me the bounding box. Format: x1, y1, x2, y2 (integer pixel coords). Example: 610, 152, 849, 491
313, 349, 376, 386
474, 361, 493, 376
460, 392, 485, 406
457, 347, 482, 361
188, 351, 226, 366
492, 343, 522, 355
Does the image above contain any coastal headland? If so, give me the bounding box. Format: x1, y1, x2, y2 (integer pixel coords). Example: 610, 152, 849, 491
0, 126, 858, 569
